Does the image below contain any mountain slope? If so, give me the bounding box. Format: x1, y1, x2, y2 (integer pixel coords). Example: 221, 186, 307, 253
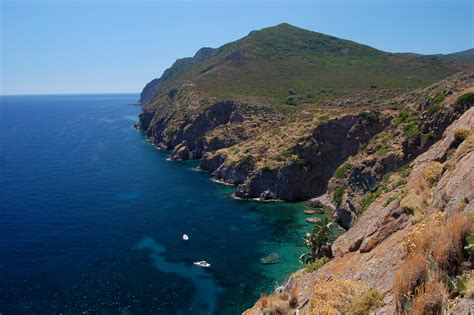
440, 48, 474, 64
137, 23, 470, 203
140, 23, 464, 107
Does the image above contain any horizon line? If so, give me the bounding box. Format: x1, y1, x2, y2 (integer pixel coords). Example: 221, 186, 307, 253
0, 92, 140, 97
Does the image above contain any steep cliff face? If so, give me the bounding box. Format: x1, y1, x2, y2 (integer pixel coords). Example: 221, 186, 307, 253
137, 25, 470, 204
325, 72, 474, 228
201, 112, 390, 201
245, 107, 474, 315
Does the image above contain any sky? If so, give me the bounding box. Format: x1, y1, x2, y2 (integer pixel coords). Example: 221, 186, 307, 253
1, 0, 473, 95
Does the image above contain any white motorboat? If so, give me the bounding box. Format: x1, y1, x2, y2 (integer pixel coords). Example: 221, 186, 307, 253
193, 260, 211, 268
182, 234, 189, 241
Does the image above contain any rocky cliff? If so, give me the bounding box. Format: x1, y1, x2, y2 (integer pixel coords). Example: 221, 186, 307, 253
244, 89, 474, 315
138, 23, 470, 203
137, 23, 474, 314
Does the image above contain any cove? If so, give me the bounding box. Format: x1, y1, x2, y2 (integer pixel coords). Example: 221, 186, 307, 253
0, 94, 324, 314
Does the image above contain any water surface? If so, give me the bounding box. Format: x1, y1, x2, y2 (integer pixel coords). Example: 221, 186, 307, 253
0, 94, 320, 314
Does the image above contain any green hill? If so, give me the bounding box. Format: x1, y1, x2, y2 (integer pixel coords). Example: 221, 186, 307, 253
140, 23, 465, 108
439, 48, 474, 64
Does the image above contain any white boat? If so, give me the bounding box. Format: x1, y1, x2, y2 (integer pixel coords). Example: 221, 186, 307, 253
193, 260, 211, 268
182, 234, 189, 241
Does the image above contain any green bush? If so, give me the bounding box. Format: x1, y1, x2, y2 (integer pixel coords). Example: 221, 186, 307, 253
383, 196, 397, 208
376, 145, 390, 157
454, 92, 474, 112
164, 128, 178, 138
333, 186, 345, 205
304, 257, 330, 273
286, 96, 297, 105
333, 163, 351, 179
318, 114, 329, 121
403, 123, 419, 138
358, 190, 381, 215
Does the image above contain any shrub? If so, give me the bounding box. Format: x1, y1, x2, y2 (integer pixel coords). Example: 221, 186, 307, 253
240, 154, 254, 165
431, 213, 471, 272
289, 285, 298, 308
318, 114, 329, 121
457, 274, 474, 297
288, 88, 296, 95
309, 279, 383, 314
395, 212, 474, 311
257, 292, 294, 314
453, 127, 472, 143
403, 123, 419, 138
358, 190, 380, 215
411, 275, 447, 315
333, 163, 351, 179
423, 161, 443, 187
399, 164, 411, 178
393, 252, 429, 309
376, 145, 390, 157
400, 178, 432, 221
347, 288, 385, 314
333, 186, 345, 205
164, 128, 178, 138
453, 92, 474, 112
304, 256, 330, 273
456, 134, 474, 157
286, 96, 297, 105
420, 132, 434, 142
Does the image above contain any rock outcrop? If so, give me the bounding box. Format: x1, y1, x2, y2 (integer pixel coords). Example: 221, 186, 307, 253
201, 111, 390, 201
326, 72, 474, 228
244, 107, 474, 315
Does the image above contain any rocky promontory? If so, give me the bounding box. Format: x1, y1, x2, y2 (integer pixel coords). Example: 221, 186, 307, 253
137, 23, 474, 314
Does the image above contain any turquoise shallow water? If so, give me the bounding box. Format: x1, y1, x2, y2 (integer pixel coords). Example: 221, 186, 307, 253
0, 94, 323, 314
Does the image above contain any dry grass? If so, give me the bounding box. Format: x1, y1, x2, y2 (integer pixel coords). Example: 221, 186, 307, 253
463, 275, 474, 297
289, 285, 298, 309
411, 274, 448, 315
431, 213, 471, 272
456, 133, 474, 158
394, 211, 474, 312
400, 178, 433, 222
453, 127, 472, 143
309, 279, 384, 314
423, 161, 444, 187
393, 252, 429, 307
256, 285, 299, 314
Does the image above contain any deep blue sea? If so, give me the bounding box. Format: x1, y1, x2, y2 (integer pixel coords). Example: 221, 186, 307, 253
0, 94, 320, 314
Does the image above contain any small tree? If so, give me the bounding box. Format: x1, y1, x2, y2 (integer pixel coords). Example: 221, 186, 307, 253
300, 217, 334, 264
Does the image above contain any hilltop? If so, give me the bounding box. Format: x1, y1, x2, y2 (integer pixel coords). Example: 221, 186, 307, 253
140, 23, 466, 107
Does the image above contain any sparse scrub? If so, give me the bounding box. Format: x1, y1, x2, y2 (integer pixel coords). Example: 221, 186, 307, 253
455, 134, 474, 157
411, 275, 448, 315
358, 190, 380, 215
394, 212, 474, 312
400, 178, 432, 221
423, 161, 443, 187
347, 288, 385, 314
309, 279, 384, 314
333, 186, 345, 205
453, 127, 471, 143
304, 256, 330, 273
333, 163, 351, 179
393, 252, 429, 308
318, 114, 329, 121
453, 92, 474, 112
289, 285, 298, 308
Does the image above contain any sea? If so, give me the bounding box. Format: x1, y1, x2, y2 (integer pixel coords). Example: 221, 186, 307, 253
0, 94, 324, 314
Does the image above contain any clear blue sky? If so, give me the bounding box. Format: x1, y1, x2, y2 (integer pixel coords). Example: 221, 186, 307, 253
1, 0, 472, 95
